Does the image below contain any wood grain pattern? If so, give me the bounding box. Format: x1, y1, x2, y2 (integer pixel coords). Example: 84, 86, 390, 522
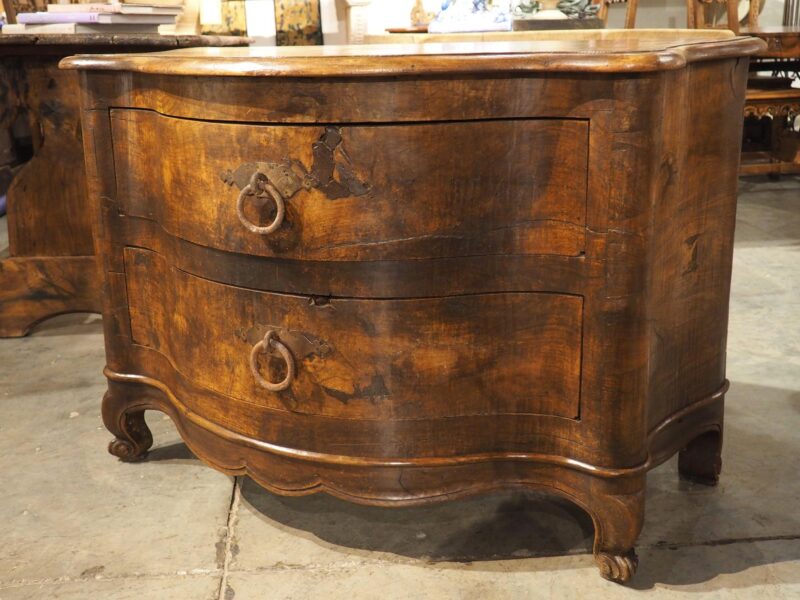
112, 111, 588, 261
60, 34, 765, 75
124, 247, 584, 420
72, 34, 757, 583
0, 256, 102, 337
740, 26, 800, 58
0, 35, 250, 337
645, 59, 746, 431
72, 70, 637, 125
0, 54, 98, 337
105, 212, 596, 298
4, 58, 91, 258
0, 33, 249, 50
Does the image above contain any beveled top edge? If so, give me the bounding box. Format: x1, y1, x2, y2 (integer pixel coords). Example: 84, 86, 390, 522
0, 33, 251, 48
60, 30, 766, 76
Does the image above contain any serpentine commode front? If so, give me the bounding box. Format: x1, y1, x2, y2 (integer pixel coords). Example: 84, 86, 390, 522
63, 31, 763, 583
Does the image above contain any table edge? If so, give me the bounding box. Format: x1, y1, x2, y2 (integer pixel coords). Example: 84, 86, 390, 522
59, 36, 767, 76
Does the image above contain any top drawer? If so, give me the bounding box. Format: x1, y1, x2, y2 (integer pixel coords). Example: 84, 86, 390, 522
112, 110, 588, 261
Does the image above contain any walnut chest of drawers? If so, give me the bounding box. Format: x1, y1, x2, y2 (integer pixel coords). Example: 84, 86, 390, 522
63, 31, 764, 583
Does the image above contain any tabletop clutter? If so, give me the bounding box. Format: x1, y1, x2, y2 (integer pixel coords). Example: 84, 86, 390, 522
2, 0, 182, 35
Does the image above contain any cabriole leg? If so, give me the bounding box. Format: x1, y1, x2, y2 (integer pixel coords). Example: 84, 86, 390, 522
101, 380, 154, 461
585, 477, 645, 584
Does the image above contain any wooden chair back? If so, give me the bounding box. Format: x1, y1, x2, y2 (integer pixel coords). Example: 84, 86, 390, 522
686, 0, 740, 33
594, 0, 639, 28
594, 0, 743, 33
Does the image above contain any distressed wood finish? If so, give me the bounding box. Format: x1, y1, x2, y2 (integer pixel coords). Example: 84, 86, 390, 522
65, 34, 762, 584
0, 34, 249, 337
0, 256, 101, 337
124, 247, 584, 421
112, 111, 588, 260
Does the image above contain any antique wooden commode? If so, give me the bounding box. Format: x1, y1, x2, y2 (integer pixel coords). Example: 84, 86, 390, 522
63, 31, 763, 583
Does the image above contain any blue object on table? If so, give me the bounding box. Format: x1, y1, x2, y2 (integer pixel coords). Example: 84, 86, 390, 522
0, 194, 7, 217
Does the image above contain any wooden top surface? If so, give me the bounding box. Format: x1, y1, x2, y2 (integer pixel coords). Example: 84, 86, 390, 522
61, 29, 765, 76
739, 26, 799, 58
746, 87, 800, 100
0, 33, 250, 49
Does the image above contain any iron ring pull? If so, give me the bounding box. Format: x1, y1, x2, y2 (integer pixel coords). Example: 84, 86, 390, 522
236, 171, 285, 235
249, 331, 295, 392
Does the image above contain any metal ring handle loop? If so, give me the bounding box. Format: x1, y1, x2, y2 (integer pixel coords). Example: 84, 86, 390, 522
236, 173, 285, 235
249, 330, 295, 392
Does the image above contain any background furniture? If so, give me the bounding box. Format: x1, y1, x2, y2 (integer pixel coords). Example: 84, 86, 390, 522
64, 30, 762, 584
685, 0, 740, 32
594, 0, 739, 31
1, 0, 45, 25
740, 5, 800, 176
595, 0, 638, 27
0, 34, 249, 338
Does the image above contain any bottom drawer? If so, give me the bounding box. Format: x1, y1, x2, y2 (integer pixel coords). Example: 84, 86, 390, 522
124, 248, 583, 421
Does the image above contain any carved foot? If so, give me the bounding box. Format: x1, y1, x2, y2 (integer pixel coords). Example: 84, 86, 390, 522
596, 549, 639, 583
102, 387, 154, 462
679, 429, 722, 486
582, 474, 645, 584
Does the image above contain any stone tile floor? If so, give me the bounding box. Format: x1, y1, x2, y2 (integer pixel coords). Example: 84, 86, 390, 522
0, 176, 798, 599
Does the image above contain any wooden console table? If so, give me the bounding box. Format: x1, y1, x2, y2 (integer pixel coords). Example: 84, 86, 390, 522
0, 34, 249, 337
63, 31, 762, 583
740, 27, 800, 176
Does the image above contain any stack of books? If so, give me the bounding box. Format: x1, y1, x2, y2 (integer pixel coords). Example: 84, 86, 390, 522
3, 1, 182, 34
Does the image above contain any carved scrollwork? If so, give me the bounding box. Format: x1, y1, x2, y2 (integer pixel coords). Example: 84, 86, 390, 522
103, 389, 154, 462
744, 102, 800, 128
744, 102, 800, 120
596, 550, 639, 583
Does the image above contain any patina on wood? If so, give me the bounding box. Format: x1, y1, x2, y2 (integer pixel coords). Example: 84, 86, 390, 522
0, 34, 249, 337
111, 110, 589, 261
64, 33, 763, 584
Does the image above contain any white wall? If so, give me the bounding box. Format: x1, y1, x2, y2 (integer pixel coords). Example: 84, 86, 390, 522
291, 0, 789, 46
351, 0, 787, 34
607, 0, 786, 27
